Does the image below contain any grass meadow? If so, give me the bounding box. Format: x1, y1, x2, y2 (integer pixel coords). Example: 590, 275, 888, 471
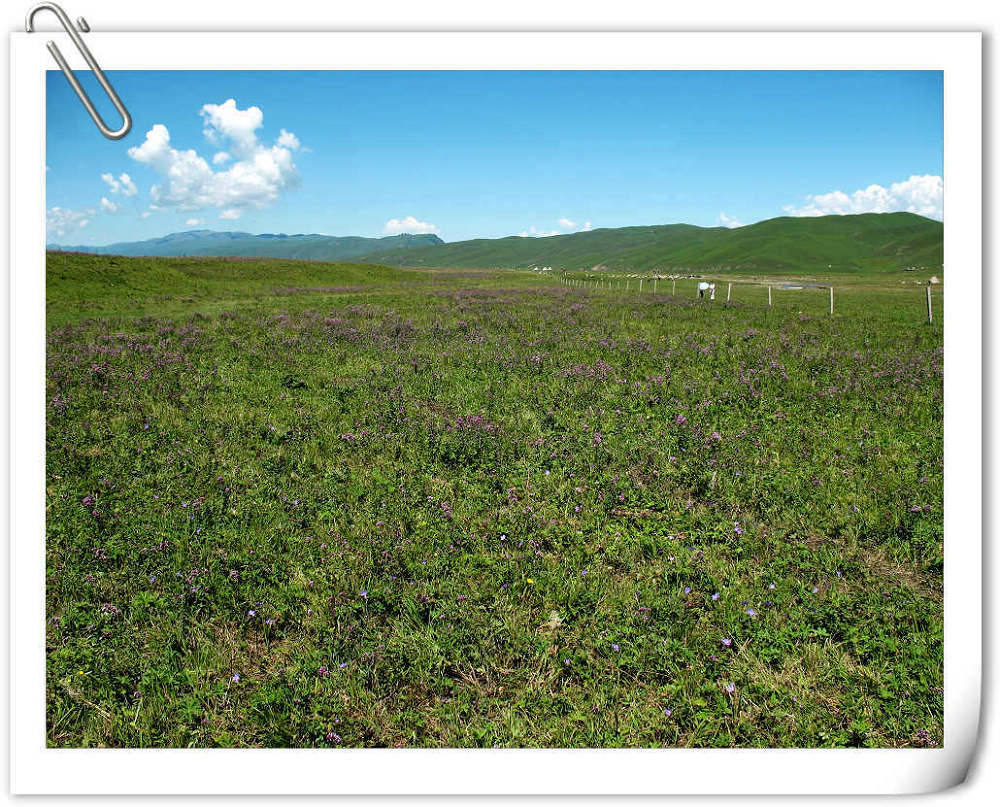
46, 252, 943, 748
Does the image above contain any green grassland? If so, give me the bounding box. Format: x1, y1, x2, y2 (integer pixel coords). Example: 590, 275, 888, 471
46, 252, 943, 748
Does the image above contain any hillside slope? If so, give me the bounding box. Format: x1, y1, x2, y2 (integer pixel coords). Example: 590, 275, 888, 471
363, 212, 942, 274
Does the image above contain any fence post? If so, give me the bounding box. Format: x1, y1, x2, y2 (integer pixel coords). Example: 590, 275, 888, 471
654, 277, 658, 294
768, 286, 772, 307
672, 279, 676, 296
727, 283, 732, 302
830, 286, 834, 316
926, 285, 933, 323
639, 279, 643, 293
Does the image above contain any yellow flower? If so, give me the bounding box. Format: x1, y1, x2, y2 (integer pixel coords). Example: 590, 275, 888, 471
526, 578, 534, 585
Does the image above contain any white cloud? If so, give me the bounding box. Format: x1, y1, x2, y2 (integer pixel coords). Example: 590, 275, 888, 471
120, 173, 138, 196
140, 211, 151, 219
219, 209, 241, 220
717, 212, 745, 228
127, 99, 302, 215
100, 197, 119, 213
185, 217, 204, 227
46, 206, 93, 238
276, 129, 300, 150
101, 171, 137, 196
520, 218, 594, 237
200, 99, 263, 157
382, 216, 440, 235
783, 174, 943, 220
519, 226, 561, 237
212, 151, 232, 165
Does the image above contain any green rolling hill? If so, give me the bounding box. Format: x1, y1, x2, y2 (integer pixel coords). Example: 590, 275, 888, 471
363, 212, 942, 274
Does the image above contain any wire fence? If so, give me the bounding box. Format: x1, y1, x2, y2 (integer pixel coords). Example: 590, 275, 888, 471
547, 272, 943, 326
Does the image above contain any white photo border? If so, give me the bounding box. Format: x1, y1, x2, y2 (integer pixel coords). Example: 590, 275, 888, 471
9, 30, 982, 795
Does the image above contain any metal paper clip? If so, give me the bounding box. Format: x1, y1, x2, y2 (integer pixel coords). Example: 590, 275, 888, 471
26, 3, 132, 140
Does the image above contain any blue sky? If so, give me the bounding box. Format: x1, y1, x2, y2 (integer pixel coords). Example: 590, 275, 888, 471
46, 70, 943, 245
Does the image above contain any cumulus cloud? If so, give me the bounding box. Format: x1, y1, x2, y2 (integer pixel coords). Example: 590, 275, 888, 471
185, 217, 204, 227
717, 212, 745, 228
276, 129, 301, 150
783, 174, 942, 220
46, 206, 93, 238
100, 197, 119, 213
219, 209, 241, 220
200, 99, 263, 157
140, 211, 151, 219
127, 99, 302, 215
558, 217, 576, 230
383, 216, 440, 235
101, 171, 138, 196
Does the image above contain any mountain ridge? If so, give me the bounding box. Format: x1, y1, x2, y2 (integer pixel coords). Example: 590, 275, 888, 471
48, 212, 943, 274
47, 230, 445, 262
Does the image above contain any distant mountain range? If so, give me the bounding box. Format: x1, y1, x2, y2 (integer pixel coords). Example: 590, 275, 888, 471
48, 212, 943, 274
48, 230, 444, 261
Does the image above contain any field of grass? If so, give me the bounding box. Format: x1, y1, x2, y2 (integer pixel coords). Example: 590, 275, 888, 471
46, 252, 943, 748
